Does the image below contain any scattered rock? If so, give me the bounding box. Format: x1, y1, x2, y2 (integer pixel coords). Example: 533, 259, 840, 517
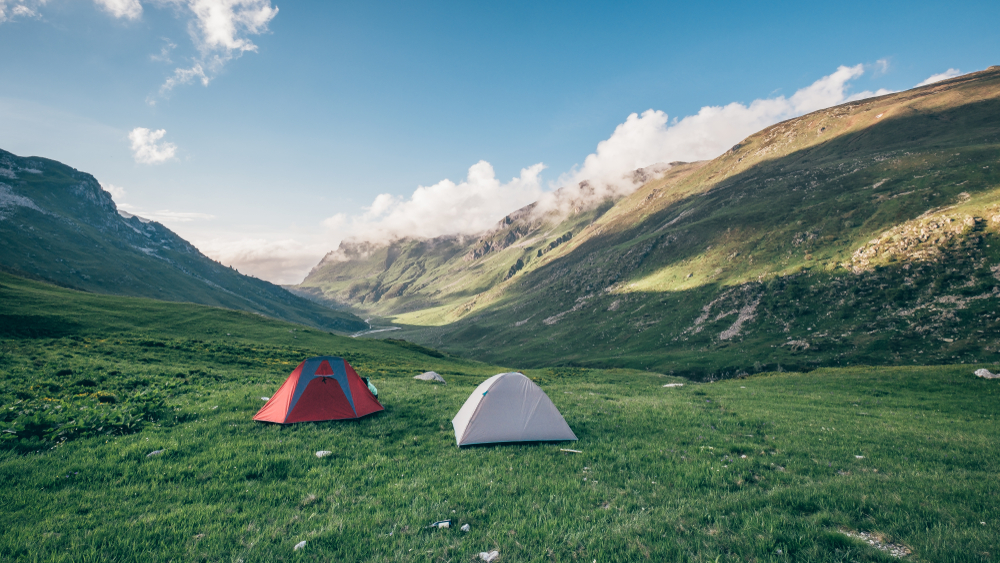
294, 540, 306, 551
479, 550, 500, 562
461, 524, 470, 532
146, 450, 164, 457
838, 529, 911, 558
315, 451, 333, 458
975, 369, 999, 379
414, 371, 446, 384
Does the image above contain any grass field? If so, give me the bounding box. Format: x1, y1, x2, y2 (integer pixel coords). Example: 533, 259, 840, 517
3, 273, 1000, 561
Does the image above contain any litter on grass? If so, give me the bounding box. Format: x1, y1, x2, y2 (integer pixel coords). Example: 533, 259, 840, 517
855, 455, 865, 459
561, 449, 583, 454
461, 524, 470, 532
663, 383, 684, 388
315, 451, 333, 458
294, 541, 307, 551
430, 520, 451, 529
146, 450, 164, 457
479, 551, 500, 562
975, 369, 999, 379
261, 397, 270, 401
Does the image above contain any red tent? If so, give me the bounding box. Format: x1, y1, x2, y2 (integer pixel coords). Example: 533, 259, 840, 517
254, 356, 383, 423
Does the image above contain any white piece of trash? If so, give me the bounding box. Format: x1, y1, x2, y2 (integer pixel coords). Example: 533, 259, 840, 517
294, 540, 306, 551
146, 450, 164, 457
560, 449, 582, 454
261, 397, 270, 401
461, 523, 470, 532
855, 455, 865, 459
479, 551, 499, 562
975, 369, 999, 379
430, 520, 451, 529
315, 451, 332, 458
663, 383, 684, 388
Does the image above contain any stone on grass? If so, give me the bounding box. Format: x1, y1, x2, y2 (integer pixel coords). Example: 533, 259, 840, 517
479, 551, 499, 562
975, 369, 999, 379
461, 523, 470, 532
315, 451, 332, 458
414, 371, 446, 384
146, 450, 164, 457
294, 540, 306, 551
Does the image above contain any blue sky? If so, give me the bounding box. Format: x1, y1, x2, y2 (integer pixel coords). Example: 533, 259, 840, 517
1, 0, 997, 283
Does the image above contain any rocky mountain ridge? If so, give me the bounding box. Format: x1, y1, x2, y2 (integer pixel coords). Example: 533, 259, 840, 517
296, 67, 1000, 377
0, 150, 367, 333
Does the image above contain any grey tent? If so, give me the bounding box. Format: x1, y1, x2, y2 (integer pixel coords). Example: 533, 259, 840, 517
414, 371, 446, 384
451, 372, 577, 446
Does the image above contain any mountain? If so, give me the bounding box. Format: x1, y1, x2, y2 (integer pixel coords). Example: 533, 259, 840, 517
0, 149, 367, 333
297, 67, 1000, 377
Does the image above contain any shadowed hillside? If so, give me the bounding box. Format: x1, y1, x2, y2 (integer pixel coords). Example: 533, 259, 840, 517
0, 150, 367, 333
298, 67, 1000, 377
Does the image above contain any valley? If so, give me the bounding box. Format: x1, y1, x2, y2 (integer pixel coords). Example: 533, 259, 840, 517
297, 67, 1000, 377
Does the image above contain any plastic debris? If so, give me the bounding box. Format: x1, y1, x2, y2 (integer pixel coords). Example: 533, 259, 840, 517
663, 383, 684, 388
855, 455, 865, 459
975, 369, 999, 379
560, 448, 582, 454
461, 524, 470, 532
294, 540, 306, 551
261, 397, 270, 401
430, 520, 451, 529
479, 550, 499, 562
146, 450, 164, 457
315, 451, 333, 458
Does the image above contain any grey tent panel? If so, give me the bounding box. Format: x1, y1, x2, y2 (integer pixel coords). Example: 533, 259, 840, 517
414, 371, 446, 383
452, 372, 577, 446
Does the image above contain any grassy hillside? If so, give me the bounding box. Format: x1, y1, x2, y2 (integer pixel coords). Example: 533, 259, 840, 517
3, 272, 1000, 561
299, 67, 1000, 377
0, 150, 366, 333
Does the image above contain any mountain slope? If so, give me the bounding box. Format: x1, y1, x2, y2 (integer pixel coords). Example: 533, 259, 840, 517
0, 150, 367, 333
298, 67, 1000, 376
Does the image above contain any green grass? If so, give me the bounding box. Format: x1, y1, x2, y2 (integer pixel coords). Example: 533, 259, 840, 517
3, 273, 1000, 561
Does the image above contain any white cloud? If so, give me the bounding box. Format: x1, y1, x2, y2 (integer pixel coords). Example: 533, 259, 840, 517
200, 237, 327, 285
101, 182, 127, 200
915, 68, 962, 87
323, 161, 546, 246
556, 64, 893, 201
117, 203, 214, 223
128, 127, 177, 164
150, 40, 177, 63
93, 0, 141, 20
0, 1, 42, 23
155, 0, 278, 97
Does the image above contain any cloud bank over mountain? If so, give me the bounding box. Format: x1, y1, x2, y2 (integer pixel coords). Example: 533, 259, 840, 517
201, 65, 967, 284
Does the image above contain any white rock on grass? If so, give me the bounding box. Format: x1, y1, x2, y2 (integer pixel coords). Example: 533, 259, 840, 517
315, 451, 333, 458
975, 369, 999, 379
479, 551, 499, 562
294, 540, 307, 551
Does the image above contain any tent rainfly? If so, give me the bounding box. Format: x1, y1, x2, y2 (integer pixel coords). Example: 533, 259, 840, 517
414, 371, 446, 383
451, 372, 577, 446
254, 356, 383, 423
